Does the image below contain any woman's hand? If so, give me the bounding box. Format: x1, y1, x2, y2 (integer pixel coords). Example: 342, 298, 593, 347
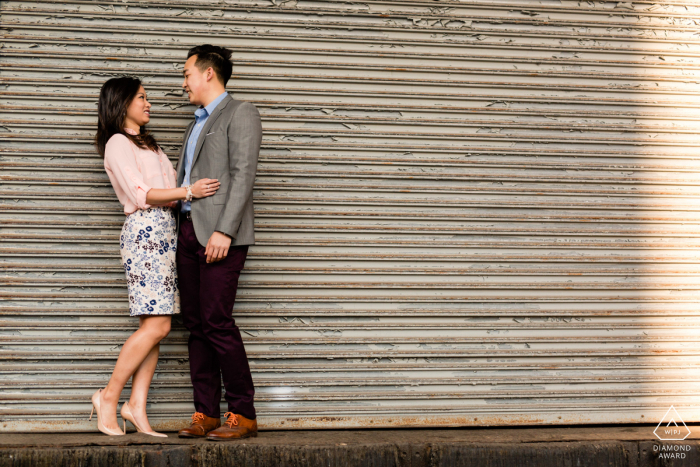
191, 178, 220, 199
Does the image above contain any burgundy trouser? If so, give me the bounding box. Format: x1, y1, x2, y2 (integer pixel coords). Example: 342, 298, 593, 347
176, 218, 255, 420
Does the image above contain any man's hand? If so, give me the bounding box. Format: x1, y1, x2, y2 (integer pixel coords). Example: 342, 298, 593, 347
205, 231, 232, 263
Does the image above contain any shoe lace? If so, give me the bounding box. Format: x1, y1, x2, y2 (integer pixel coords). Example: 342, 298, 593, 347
224, 412, 239, 428
191, 412, 205, 425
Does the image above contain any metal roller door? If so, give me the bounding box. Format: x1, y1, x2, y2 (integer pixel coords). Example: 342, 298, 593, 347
1, 0, 700, 431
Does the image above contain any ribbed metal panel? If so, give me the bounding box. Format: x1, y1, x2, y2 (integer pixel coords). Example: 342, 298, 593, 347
2, 0, 700, 431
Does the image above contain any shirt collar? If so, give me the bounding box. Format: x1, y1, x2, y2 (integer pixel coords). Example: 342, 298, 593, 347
124, 127, 138, 135
195, 91, 228, 119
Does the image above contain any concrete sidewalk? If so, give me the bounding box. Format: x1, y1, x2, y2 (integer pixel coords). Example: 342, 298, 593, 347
1, 425, 698, 466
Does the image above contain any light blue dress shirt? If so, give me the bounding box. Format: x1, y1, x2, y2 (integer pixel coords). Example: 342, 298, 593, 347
181, 91, 229, 212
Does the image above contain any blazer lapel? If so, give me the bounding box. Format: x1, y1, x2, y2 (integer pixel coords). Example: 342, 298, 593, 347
177, 120, 195, 186
190, 94, 233, 169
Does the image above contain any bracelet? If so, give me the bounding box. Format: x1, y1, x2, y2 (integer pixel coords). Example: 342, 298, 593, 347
184, 185, 193, 202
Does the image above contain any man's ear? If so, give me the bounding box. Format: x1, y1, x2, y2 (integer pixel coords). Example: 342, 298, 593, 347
205, 67, 215, 83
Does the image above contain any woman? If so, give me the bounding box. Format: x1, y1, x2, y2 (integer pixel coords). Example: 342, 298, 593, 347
91, 76, 220, 436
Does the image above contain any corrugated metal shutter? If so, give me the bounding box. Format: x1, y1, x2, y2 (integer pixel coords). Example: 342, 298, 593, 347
2, 0, 700, 432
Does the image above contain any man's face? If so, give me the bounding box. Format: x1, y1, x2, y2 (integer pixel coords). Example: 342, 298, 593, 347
182, 55, 210, 106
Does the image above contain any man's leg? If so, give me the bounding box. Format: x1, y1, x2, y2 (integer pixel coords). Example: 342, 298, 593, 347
177, 219, 222, 418
198, 244, 256, 420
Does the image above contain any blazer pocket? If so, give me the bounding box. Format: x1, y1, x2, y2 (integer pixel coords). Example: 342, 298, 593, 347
212, 191, 228, 205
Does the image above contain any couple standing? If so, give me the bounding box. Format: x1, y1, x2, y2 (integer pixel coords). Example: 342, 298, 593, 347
91, 44, 260, 440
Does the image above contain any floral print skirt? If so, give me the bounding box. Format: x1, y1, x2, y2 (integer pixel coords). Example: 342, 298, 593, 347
120, 207, 180, 316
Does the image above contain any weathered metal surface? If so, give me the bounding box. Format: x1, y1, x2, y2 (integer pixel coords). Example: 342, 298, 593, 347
1, 0, 700, 432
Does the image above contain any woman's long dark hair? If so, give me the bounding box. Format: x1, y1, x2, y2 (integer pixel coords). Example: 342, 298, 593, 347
95, 76, 160, 158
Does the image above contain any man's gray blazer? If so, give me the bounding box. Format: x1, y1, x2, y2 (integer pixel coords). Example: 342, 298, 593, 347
176, 94, 262, 247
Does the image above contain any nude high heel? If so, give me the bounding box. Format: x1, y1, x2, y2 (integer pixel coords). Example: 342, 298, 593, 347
121, 401, 168, 437
89, 388, 125, 436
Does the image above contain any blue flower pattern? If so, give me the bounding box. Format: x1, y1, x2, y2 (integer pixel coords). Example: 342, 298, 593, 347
120, 207, 180, 316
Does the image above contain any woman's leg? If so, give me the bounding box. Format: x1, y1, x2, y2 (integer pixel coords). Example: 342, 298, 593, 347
126, 317, 165, 432
99, 315, 171, 431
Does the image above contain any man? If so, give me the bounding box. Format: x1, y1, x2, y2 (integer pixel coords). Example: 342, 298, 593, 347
175, 44, 261, 440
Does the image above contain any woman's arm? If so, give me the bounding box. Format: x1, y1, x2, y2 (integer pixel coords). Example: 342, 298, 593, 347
105, 135, 221, 208
146, 187, 187, 205
145, 179, 221, 204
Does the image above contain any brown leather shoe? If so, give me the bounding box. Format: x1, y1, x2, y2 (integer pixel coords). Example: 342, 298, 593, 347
178, 412, 221, 438
206, 412, 257, 440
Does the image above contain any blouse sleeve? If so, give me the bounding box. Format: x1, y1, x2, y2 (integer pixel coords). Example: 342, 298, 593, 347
104, 134, 152, 210
158, 148, 179, 209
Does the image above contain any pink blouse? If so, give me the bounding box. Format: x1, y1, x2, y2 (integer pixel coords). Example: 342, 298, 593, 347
104, 128, 178, 215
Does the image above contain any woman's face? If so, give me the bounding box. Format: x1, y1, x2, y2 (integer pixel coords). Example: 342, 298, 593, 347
124, 85, 151, 129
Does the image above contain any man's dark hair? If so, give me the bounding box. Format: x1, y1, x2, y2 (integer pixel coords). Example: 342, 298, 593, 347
187, 44, 233, 85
